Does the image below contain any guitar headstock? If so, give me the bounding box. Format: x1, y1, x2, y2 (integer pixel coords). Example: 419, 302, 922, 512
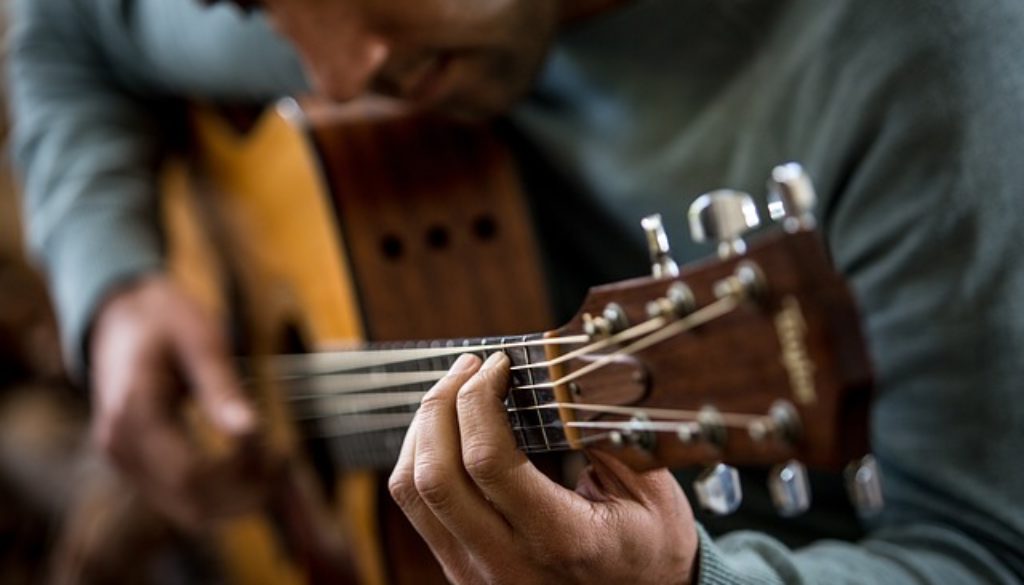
537, 163, 877, 516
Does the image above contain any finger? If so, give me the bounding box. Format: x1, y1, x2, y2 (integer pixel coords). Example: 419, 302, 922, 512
388, 405, 469, 575
93, 349, 205, 527
456, 352, 589, 531
412, 354, 512, 552
173, 313, 255, 437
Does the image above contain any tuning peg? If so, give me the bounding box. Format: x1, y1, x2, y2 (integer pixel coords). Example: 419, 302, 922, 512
646, 281, 697, 320
767, 162, 817, 231
768, 460, 811, 517
748, 400, 802, 446
845, 455, 884, 517
583, 303, 629, 338
693, 463, 743, 515
641, 214, 679, 278
687, 190, 760, 258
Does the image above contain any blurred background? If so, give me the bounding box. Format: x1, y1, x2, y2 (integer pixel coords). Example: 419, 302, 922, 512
0, 8, 191, 584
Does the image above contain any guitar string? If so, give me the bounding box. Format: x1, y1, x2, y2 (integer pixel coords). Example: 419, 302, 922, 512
566, 417, 764, 432
259, 314, 670, 398
278, 371, 450, 400
515, 296, 739, 390
509, 402, 761, 427
253, 317, 661, 385
508, 316, 667, 371
268, 296, 735, 404
306, 416, 768, 452
260, 334, 590, 378
284, 297, 741, 441
297, 403, 766, 436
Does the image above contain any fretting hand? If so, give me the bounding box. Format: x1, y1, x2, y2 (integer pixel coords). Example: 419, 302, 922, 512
389, 352, 699, 584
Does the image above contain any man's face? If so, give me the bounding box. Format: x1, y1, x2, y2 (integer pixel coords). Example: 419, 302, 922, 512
259, 0, 563, 117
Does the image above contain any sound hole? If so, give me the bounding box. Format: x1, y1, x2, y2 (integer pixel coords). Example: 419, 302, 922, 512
472, 214, 498, 241
380, 234, 404, 260
425, 225, 450, 250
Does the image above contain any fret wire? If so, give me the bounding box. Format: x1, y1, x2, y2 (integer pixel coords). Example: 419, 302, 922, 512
503, 335, 531, 451
473, 337, 486, 362
518, 334, 538, 451
509, 316, 665, 372
505, 336, 544, 450
511, 335, 552, 452
306, 333, 583, 467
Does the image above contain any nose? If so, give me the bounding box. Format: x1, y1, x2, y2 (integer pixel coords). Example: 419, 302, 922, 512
312, 30, 390, 102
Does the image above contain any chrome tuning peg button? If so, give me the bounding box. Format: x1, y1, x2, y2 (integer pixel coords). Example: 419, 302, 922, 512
693, 463, 743, 515
845, 455, 885, 517
768, 460, 811, 517
687, 190, 761, 258
767, 162, 818, 232
641, 214, 679, 278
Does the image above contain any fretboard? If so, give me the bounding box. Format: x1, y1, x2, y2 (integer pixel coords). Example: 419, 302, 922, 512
285, 334, 563, 470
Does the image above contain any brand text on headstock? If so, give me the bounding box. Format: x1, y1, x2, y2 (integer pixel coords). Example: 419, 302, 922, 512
775, 295, 817, 404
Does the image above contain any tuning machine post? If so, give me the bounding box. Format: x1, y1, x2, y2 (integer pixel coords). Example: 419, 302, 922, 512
605, 414, 657, 453
583, 303, 630, 339
712, 260, 766, 302
645, 281, 696, 320
747, 400, 802, 446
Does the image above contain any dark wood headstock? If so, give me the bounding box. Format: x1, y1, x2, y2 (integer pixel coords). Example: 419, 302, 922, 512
544, 178, 874, 483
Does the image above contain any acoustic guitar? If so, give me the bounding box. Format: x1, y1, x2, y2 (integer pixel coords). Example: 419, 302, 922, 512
160, 98, 876, 585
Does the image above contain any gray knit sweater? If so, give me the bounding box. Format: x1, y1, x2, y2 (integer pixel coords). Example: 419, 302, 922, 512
8, 0, 1024, 582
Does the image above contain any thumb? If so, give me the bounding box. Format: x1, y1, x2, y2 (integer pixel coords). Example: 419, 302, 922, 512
579, 450, 679, 505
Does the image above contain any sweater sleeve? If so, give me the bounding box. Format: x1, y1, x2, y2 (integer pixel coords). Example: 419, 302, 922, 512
6, 0, 306, 377
694, 2, 1024, 583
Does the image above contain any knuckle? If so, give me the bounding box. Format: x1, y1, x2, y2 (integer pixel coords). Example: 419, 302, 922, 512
462, 443, 505, 486
413, 464, 454, 510
415, 389, 454, 426
417, 389, 446, 413
454, 382, 478, 410
388, 469, 419, 510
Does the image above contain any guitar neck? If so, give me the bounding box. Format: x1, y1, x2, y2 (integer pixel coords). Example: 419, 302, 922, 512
281, 333, 563, 470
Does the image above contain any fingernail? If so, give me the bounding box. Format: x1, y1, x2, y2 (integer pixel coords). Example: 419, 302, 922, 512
482, 352, 508, 370
450, 353, 480, 374
222, 402, 254, 433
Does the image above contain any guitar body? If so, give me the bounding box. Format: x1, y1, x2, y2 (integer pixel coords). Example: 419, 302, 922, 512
163, 98, 553, 584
